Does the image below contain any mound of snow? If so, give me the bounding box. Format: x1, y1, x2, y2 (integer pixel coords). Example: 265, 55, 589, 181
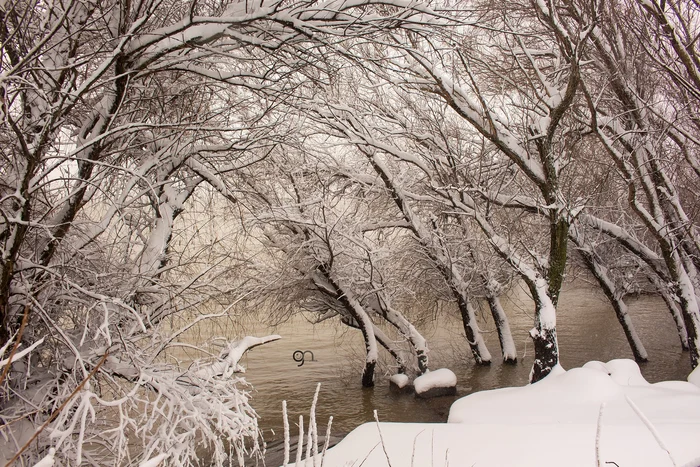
414, 368, 456, 398
318, 359, 700, 467
389, 373, 409, 389
604, 359, 650, 386
689, 366, 700, 389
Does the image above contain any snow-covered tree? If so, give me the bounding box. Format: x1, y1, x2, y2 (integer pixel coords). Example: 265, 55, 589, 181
238, 150, 431, 385
313, 0, 591, 380
574, 0, 700, 369
305, 97, 517, 365
0, 0, 441, 463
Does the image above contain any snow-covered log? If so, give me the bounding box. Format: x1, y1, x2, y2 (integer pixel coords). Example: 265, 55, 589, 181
389, 373, 410, 392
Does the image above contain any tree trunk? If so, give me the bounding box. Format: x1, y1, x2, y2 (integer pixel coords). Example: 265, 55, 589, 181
609, 298, 648, 362
530, 209, 568, 381
653, 277, 690, 351
314, 268, 378, 387
548, 216, 570, 306
456, 294, 492, 365
671, 262, 700, 368
362, 361, 376, 388
342, 317, 409, 375
530, 325, 558, 383
649, 226, 700, 367
366, 295, 429, 375
571, 232, 648, 362
485, 294, 517, 363
528, 279, 559, 383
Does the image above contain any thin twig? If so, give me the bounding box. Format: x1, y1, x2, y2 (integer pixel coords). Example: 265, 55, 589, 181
319, 416, 333, 467
625, 395, 678, 467
410, 429, 426, 467
305, 412, 313, 466
310, 383, 320, 467
373, 410, 392, 467
356, 442, 381, 467
295, 415, 304, 467
0, 306, 30, 388
595, 402, 606, 467
283, 400, 290, 467
4, 352, 108, 467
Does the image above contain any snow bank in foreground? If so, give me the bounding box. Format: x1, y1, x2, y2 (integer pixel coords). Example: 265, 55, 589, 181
413, 368, 456, 395
689, 366, 700, 389
318, 360, 700, 467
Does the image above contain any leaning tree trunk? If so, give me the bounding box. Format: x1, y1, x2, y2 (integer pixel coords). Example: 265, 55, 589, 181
670, 260, 700, 368
570, 231, 648, 362
485, 294, 517, 364
652, 276, 690, 351
342, 317, 409, 375
455, 293, 492, 365
338, 296, 377, 387
314, 269, 378, 387
366, 294, 429, 375
484, 277, 517, 363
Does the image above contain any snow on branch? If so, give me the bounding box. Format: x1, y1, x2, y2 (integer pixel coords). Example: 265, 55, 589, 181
0, 338, 44, 368
195, 335, 282, 378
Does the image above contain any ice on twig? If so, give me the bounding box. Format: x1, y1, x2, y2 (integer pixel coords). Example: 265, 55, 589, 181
138, 453, 168, 467
31, 448, 55, 467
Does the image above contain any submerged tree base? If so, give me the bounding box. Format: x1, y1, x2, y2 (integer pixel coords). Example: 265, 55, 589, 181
530, 327, 560, 383
362, 362, 376, 388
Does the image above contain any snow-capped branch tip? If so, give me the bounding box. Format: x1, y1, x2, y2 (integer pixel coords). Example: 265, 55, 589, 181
220, 335, 283, 368
30, 448, 55, 467
195, 335, 282, 379
138, 453, 169, 467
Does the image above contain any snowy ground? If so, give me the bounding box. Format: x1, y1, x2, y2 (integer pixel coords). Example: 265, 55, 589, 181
314, 360, 700, 467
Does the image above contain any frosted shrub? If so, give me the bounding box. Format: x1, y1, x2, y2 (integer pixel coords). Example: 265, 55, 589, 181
1, 330, 279, 466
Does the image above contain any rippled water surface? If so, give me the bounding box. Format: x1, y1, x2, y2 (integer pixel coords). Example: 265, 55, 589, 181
236, 283, 692, 446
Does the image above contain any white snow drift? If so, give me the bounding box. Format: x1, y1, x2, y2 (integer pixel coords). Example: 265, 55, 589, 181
317, 360, 700, 467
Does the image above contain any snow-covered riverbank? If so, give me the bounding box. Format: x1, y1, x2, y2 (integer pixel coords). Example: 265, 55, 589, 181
312, 360, 700, 467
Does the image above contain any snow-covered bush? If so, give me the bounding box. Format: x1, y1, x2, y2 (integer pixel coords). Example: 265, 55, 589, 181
1, 308, 279, 466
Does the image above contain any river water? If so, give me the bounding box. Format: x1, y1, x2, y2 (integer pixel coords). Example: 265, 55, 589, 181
237, 283, 692, 447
